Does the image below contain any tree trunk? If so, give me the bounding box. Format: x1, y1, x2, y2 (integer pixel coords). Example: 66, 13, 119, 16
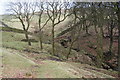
96, 27, 103, 68
108, 25, 110, 36
101, 26, 104, 37
38, 33, 43, 50
86, 26, 89, 35
67, 41, 74, 59
25, 31, 31, 46
38, 16, 43, 50
116, 2, 120, 77
100, 26, 103, 67
52, 22, 55, 55
109, 21, 113, 53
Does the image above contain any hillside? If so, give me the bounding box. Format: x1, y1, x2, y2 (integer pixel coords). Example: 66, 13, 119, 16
0, 23, 118, 78
0, 1, 120, 78
1, 47, 116, 78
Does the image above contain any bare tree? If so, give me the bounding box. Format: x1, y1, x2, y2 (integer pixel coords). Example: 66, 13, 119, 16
108, 19, 116, 53
46, 2, 72, 55
103, 2, 120, 72
66, 21, 82, 59
36, 1, 50, 50
66, 2, 92, 59
8, 2, 36, 46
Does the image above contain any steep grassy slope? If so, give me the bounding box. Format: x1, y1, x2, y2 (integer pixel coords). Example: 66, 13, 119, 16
2, 48, 116, 78
1, 30, 117, 78
2, 48, 36, 78
0, 15, 118, 78
2, 30, 78, 60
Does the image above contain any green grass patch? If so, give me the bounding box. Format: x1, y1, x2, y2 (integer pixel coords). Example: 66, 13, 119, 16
2, 31, 39, 51
1, 27, 32, 35
36, 60, 79, 78
2, 31, 77, 60
3, 49, 35, 68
